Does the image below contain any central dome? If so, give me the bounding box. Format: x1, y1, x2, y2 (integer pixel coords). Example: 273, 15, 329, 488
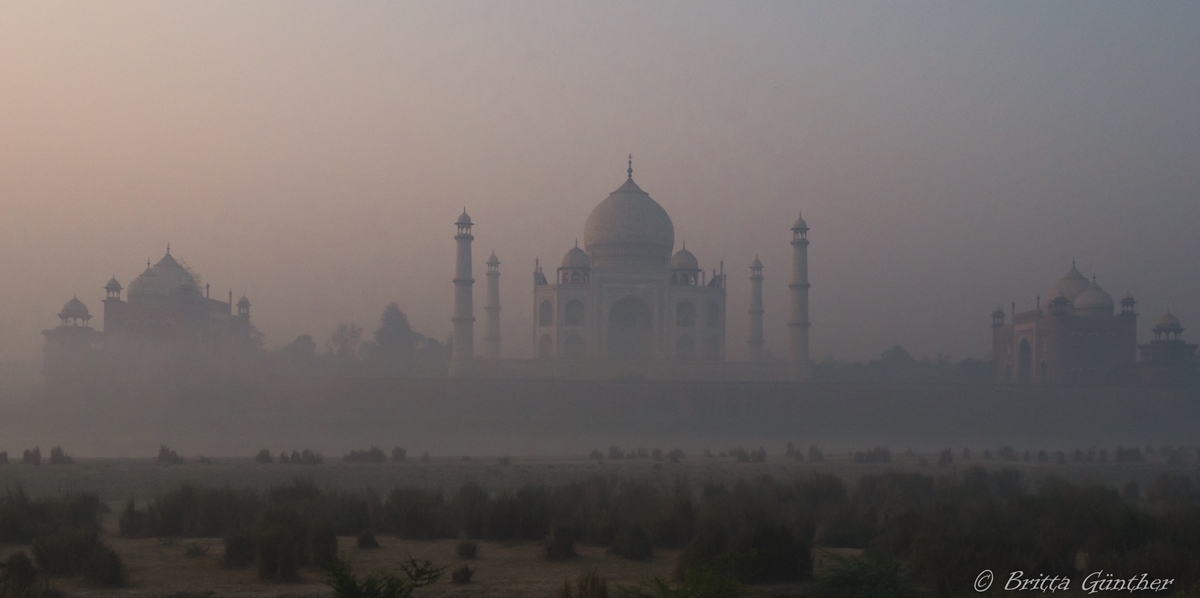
128, 251, 198, 300
583, 176, 674, 270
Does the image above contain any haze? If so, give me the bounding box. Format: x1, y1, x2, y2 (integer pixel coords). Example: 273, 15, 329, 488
2, 2, 1198, 365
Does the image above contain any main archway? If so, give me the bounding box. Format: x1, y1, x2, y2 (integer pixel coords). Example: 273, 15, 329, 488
607, 296, 652, 361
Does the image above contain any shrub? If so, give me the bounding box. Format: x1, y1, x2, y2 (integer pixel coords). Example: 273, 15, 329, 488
301, 449, 323, 465
357, 530, 380, 549
608, 524, 653, 560
751, 447, 767, 463
47, 447, 72, 466
455, 539, 478, 559
1, 552, 39, 596
184, 542, 209, 557
391, 447, 406, 462
382, 488, 443, 540
323, 555, 443, 598
808, 445, 824, 462
854, 448, 890, 464
117, 500, 146, 537
31, 529, 102, 577
156, 445, 184, 466
450, 564, 473, 584
22, 448, 40, 466
83, 544, 127, 587
255, 449, 274, 464
936, 448, 953, 466
808, 550, 918, 598
731, 522, 810, 582
545, 525, 577, 561
607, 447, 624, 460
344, 447, 387, 463
575, 570, 608, 598
222, 532, 255, 568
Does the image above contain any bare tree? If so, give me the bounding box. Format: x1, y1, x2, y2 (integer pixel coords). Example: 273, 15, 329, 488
326, 323, 363, 359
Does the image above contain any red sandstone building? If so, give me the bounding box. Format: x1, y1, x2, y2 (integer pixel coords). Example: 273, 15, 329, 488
42, 248, 254, 381
992, 263, 1195, 386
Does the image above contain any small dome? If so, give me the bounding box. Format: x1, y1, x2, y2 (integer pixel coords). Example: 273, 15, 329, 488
128, 251, 197, 300
1047, 263, 1091, 303
1120, 290, 1136, 305
486, 252, 500, 266
792, 212, 809, 231
456, 210, 472, 226
583, 173, 674, 270
59, 297, 90, 320
671, 246, 699, 270
105, 276, 122, 292
1073, 280, 1114, 317
237, 295, 250, 308
1049, 290, 1069, 304
992, 305, 1005, 317
561, 245, 590, 269
751, 256, 763, 269
1154, 312, 1183, 332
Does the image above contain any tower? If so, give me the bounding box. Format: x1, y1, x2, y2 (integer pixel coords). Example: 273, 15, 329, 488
484, 251, 501, 359
748, 257, 765, 361
788, 212, 811, 381
450, 209, 476, 377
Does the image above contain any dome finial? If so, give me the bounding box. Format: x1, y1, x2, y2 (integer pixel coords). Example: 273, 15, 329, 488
574, 238, 578, 248
627, 154, 633, 179
166, 243, 170, 255
682, 240, 686, 250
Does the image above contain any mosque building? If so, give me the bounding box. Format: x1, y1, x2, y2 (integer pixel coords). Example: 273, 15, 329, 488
450, 159, 812, 381
42, 248, 254, 380
991, 262, 1196, 386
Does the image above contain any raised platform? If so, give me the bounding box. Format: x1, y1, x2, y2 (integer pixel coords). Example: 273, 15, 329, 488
469, 358, 786, 381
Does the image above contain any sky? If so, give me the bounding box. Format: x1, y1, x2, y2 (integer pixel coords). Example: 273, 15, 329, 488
1, 2, 1198, 364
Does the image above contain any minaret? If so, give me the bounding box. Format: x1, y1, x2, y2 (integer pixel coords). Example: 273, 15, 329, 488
788, 212, 812, 380
484, 251, 501, 359
748, 256, 765, 361
450, 209, 475, 377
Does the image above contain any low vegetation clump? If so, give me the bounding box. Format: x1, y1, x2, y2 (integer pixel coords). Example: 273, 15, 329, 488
277, 449, 324, 465
47, 447, 72, 466
255, 449, 274, 464
1, 551, 63, 598
0, 489, 127, 588
0, 451, 7, 465
544, 525, 577, 561
344, 447, 388, 463
450, 564, 473, 584
608, 524, 653, 561
357, 530, 380, 549
391, 447, 406, 462
557, 570, 607, 598
22, 448, 40, 466
323, 556, 443, 598
454, 539, 478, 559
155, 445, 185, 466
853, 447, 890, 464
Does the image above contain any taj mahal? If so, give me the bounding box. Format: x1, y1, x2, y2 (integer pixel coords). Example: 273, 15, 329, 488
450, 158, 812, 382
